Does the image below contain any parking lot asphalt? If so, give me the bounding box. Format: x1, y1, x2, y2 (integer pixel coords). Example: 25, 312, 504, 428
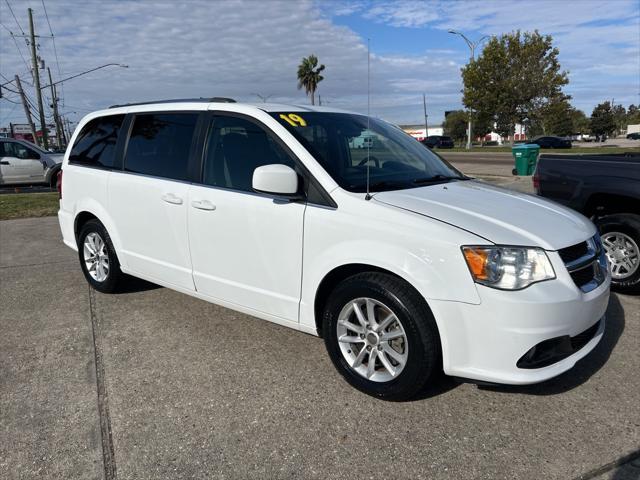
1, 212, 639, 479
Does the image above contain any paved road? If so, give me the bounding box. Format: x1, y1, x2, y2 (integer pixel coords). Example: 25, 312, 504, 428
1, 217, 639, 480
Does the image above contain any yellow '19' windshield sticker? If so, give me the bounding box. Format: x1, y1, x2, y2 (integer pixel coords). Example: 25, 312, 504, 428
279, 113, 307, 127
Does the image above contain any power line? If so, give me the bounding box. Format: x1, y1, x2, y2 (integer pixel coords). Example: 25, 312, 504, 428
1, 96, 22, 105
5, 0, 25, 35
0, 21, 13, 33
0, 102, 19, 123
7, 32, 33, 75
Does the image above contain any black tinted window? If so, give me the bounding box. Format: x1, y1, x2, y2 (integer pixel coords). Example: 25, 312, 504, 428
270, 112, 463, 193
203, 116, 295, 192
124, 113, 198, 181
69, 115, 124, 168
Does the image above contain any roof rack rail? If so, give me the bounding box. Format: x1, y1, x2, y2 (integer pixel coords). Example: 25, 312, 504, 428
109, 97, 236, 109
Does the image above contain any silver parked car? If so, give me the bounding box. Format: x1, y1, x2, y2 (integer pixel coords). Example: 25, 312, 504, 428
0, 138, 63, 188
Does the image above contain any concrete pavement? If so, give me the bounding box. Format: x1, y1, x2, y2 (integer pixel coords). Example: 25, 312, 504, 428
1, 215, 639, 479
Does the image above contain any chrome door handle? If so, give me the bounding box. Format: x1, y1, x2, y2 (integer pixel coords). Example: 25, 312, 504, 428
191, 200, 216, 211
161, 193, 183, 205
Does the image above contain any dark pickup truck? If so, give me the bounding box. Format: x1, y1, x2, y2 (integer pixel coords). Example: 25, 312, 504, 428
534, 152, 640, 294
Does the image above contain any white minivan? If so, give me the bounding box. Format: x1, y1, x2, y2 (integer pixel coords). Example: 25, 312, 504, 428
58, 99, 610, 400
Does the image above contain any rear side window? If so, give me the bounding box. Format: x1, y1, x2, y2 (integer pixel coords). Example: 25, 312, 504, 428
124, 113, 198, 181
203, 115, 295, 192
69, 115, 125, 168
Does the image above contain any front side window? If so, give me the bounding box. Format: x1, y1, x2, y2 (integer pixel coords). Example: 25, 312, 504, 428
1, 141, 38, 160
124, 113, 198, 181
270, 112, 465, 192
69, 114, 124, 168
203, 115, 295, 192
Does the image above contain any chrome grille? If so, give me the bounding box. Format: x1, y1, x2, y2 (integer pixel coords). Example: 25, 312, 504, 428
559, 236, 608, 293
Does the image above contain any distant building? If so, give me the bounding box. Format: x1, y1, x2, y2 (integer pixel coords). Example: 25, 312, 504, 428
2, 123, 60, 147
399, 125, 444, 141
627, 124, 640, 135
399, 122, 526, 144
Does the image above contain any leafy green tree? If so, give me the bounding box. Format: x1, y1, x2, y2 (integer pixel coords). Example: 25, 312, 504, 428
529, 99, 589, 136
297, 54, 325, 105
627, 105, 640, 125
461, 30, 568, 137
612, 104, 627, 135
590, 102, 616, 136
473, 112, 493, 143
443, 110, 468, 145
531, 97, 575, 136
570, 108, 590, 134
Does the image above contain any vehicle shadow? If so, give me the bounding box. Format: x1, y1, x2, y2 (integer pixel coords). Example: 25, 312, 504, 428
411, 374, 461, 400
476, 293, 625, 396
115, 275, 162, 294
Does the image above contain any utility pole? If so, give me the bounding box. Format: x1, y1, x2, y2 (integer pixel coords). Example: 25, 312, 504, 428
14, 75, 38, 143
63, 117, 73, 141
422, 93, 429, 138
47, 67, 63, 148
28, 8, 48, 149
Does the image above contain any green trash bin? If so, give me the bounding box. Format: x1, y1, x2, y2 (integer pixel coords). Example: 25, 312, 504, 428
511, 143, 540, 176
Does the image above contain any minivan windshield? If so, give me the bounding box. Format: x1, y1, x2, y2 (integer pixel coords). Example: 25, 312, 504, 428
270, 112, 466, 192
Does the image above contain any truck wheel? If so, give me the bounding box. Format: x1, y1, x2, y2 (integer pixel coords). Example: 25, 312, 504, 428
322, 272, 441, 401
596, 213, 640, 295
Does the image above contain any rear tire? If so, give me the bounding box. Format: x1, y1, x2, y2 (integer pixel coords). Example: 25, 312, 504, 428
322, 272, 441, 401
77, 219, 124, 293
596, 213, 640, 295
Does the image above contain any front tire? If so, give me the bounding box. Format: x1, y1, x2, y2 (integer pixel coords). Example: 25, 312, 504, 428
77, 219, 123, 293
597, 213, 640, 294
322, 272, 441, 401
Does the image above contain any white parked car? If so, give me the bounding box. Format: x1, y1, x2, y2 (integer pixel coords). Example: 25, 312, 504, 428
58, 99, 610, 400
0, 138, 63, 188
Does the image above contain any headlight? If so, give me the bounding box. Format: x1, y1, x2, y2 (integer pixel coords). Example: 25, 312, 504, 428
462, 246, 555, 290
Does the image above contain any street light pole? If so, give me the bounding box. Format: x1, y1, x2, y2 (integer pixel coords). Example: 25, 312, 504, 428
448, 30, 489, 150
423, 93, 428, 138
252, 93, 273, 103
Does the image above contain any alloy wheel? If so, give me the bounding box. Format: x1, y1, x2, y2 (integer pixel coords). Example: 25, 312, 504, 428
83, 232, 110, 282
336, 297, 408, 383
602, 231, 639, 280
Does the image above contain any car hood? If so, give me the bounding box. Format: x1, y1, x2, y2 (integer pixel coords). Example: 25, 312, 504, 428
373, 180, 595, 250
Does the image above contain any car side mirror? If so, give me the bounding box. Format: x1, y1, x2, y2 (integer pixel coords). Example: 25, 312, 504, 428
252, 164, 300, 197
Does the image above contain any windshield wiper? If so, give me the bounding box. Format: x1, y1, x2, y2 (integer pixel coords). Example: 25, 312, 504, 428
349, 180, 410, 192
412, 174, 466, 185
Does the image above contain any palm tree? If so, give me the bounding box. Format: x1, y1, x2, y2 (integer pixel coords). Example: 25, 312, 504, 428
297, 54, 325, 105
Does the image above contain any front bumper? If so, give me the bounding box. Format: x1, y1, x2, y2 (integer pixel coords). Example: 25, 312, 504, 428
430, 252, 610, 385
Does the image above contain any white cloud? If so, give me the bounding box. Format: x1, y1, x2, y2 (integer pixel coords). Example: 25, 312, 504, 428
364, 0, 640, 110
0, 0, 463, 126
0, 0, 637, 129
364, 2, 439, 28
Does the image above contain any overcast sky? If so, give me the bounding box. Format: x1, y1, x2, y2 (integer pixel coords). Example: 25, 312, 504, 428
1, 0, 639, 128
